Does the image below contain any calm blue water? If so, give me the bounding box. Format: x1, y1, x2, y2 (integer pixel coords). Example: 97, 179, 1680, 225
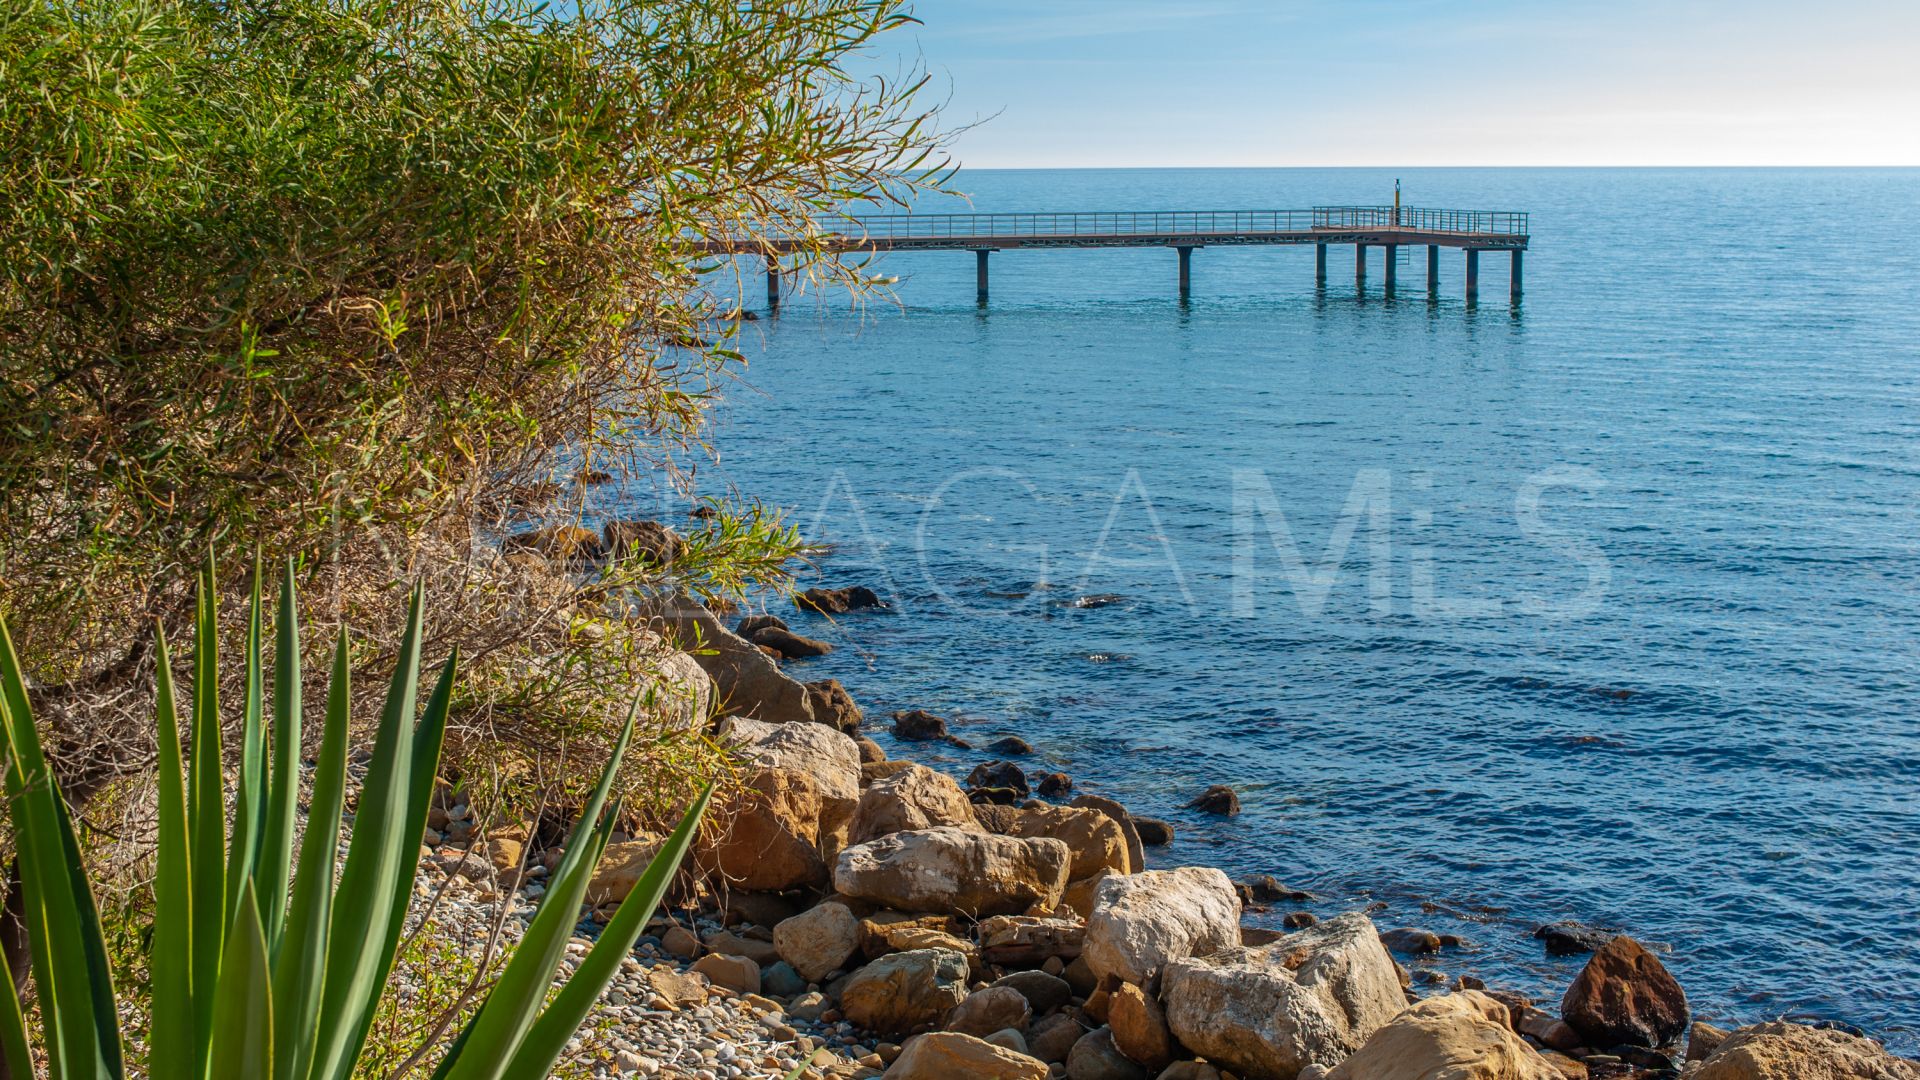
617, 168, 1920, 1045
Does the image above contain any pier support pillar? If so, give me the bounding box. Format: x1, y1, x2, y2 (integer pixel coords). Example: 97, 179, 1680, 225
1510, 250, 1523, 304
1177, 246, 1193, 300
1465, 249, 1480, 305
1355, 244, 1367, 290
1315, 243, 1327, 286
1427, 245, 1440, 297
975, 249, 990, 304
1383, 244, 1397, 295
766, 260, 780, 312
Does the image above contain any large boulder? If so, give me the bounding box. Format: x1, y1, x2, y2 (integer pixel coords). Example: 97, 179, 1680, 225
724, 717, 861, 802
1558, 935, 1689, 1049
694, 767, 827, 892
838, 948, 969, 1037
1162, 912, 1406, 1080
1083, 867, 1238, 985
1009, 805, 1134, 880
639, 593, 815, 724
849, 765, 982, 844
888, 1032, 1049, 1080
1324, 991, 1562, 1080
1066, 1028, 1150, 1080
772, 901, 861, 982
834, 827, 1071, 918
1693, 1021, 1920, 1080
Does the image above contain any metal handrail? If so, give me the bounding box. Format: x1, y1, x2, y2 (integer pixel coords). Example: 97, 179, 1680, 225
804, 206, 1528, 240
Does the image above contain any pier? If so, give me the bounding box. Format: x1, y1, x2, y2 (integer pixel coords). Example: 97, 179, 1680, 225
712, 205, 1529, 308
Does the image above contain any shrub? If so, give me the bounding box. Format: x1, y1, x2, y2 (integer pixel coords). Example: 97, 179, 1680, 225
0, 557, 712, 1077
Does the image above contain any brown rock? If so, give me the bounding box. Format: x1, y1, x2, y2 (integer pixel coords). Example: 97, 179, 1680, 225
893, 709, 954, 741
796, 585, 886, 613
1133, 817, 1175, 846
1516, 1008, 1582, 1054
978, 915, 1088, 968
969, 761, 1032, 800
1061, 869, 1120, 921
690, 952, 761, 994
1066, 1027, 1150, 1080
806, 679, 864, 733
849, 765, 982, 845
1693, 1021, 1920, 1080
602, 519, 683, 566
1558, 936, 1689, 1049
1010, 805, 1134, 879
645, 965, 710, 1009
586, 833, 668, 906
704, 929, 780, 967
1109, 983, 1177, 1071
1036, 772, 1074, 798
833, 827, 1072, 918
839, 948, 970, 1037
640, 594, 815, 724
1687, 1020, 1730, 1062
855, 735, 887, 763
973, 803, 1024, 833
1185, 785, 1240, 816
1030, 1013, 1087, 1064
887, 1031, 1049, 1080
991, 970, 1075, 1016
752, 625, 834, 658
503, 524, 604, 566
695, 767, 828, 893
774, 901, 862, 982
1069, 795, 1146, 876
1324, 990, 1561, 1080
947, 986, 1033, 1038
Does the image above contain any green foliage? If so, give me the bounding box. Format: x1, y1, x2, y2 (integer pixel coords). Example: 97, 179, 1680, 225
0, 556, 713, 1078
0, 0, 949, 675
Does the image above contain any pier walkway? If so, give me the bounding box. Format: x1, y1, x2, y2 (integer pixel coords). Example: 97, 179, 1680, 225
708, 205, 1530, 307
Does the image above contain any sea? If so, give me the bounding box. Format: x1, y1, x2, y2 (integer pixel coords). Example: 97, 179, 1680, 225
606, 167, 1920, 1047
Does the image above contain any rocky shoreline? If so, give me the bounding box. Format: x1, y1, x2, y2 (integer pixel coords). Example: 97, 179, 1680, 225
421, 551, 1920, 1080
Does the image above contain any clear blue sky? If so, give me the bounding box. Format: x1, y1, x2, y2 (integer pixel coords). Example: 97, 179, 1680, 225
896, 0, 1920, 167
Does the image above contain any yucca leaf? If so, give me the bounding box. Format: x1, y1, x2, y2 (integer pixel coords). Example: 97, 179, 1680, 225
0, 617, 122, 1079
208, 882, 272, 1080
306, 587, 424, 1080
436, 711, 638, 1080
0, 928, 37, 1080
269, 627, 350, 1080
256, 562, 303, 954
187, 557, 227, 1063
225, 558, 268, 941
335, 649, 455, 1073
503, 782, 711, 1078
148, 628, 198, 1080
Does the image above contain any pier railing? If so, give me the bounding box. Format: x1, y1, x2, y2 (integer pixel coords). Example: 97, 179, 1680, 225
807, 206, 1528, 241
1310, 206, 1529, 235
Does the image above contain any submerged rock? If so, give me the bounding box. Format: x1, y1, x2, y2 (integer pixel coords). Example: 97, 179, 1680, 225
894, 708, 955, 741
797, 585, 886, 613
969, 760, 1032, 799
1533, 920, 1616, 956
750, 624, 833, 658
1133, 817, 1175, 846
1186, 785, 1241, 816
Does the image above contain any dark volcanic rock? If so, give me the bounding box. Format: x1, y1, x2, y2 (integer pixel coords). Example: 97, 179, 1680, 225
1186, 785, 1240, 816
1132, 817, 1175, 846
803, 679, 862, 733
735, 614, 788, 637
1535, 920, 1618, 956
1379, 928, 1443, 955
891, 709, 952, 741
796, 585, 886, 613
1560, 935, 1690, 1049
749, 625, 833, 659
1035, 771, 1074, 798
1234, 875, 1313, 904
602, 519, 683, 566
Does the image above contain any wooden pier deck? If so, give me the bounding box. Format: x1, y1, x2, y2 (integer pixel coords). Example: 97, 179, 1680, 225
710, 205, 1530, 306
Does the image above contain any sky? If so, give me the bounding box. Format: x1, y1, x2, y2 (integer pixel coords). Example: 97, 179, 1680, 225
892, 0, 1920, 168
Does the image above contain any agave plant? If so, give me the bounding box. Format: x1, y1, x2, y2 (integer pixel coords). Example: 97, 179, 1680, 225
0, 558, 711, 1079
